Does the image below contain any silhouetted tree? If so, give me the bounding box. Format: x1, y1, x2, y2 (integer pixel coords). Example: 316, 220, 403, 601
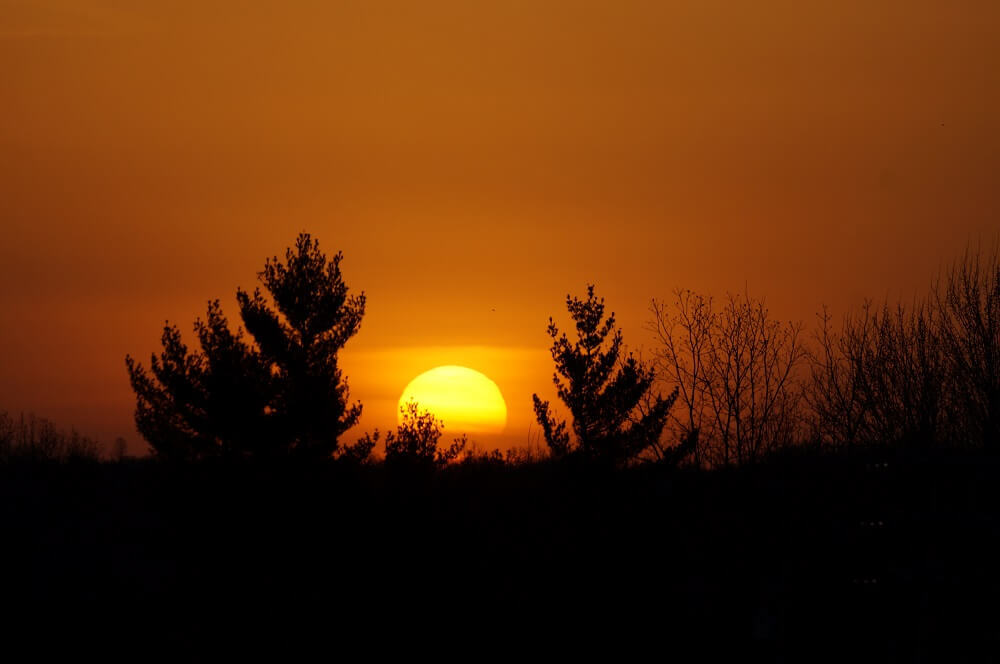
371, 400, 467, 470
802, 306, 869, 450
805, 300, 946, 449
126, 233, 367, 461
803, 242, 999, 451
236, 234, 366, 459
935, 243, 1000, 448
533, 285, 682, 466
650, 289, 806, 466
125, 301, 276, 460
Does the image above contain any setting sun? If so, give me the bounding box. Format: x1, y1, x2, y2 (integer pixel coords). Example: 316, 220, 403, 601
398, 366, 508, 434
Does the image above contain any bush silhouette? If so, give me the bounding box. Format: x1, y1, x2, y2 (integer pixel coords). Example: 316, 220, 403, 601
375, 400, 467, 469
532, 285, 684, 466
125, 233, 366, 461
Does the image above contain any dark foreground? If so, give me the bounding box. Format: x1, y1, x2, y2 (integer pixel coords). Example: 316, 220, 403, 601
3, 447, 999, 660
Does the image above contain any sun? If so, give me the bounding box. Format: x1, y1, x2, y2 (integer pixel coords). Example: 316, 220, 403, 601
398, 366, 508, 434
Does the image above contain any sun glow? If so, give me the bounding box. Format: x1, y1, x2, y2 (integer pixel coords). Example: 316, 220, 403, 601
398, 366, 508, 434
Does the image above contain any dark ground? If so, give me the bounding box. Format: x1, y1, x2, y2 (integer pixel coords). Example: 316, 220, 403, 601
3, 447, 998, 661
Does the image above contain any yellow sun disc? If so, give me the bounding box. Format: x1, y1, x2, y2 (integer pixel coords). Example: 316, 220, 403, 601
398, 365, 508, 434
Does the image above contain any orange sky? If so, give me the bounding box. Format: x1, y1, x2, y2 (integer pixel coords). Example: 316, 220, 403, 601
2, 0, 998, 453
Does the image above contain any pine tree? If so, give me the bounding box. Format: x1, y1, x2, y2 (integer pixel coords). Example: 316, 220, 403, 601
236, 233, 366, 459
125, 233, 366, 461
532, 285, 684, 466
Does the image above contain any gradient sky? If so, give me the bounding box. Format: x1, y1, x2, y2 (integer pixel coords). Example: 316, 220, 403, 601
2, 0, 998, 453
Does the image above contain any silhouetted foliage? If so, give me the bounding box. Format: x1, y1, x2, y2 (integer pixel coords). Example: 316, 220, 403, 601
125, 233, 366, 461
650, 289, 807, 466
124, 301, 276, 460
337, 434, 378, 466
0, 411, 101, 463
533, 285, 682, 466
458, 443, 544, 468
459, 444, 506, 468
373, 400, 467, 469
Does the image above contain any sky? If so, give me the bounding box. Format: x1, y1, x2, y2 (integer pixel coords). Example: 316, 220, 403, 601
1, 0, 998, 454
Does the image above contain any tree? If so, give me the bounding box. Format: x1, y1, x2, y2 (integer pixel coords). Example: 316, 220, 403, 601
804, 300, 946, 450
934, 242, 1000, 448
236, 234, 366, 458
532, 285, 684, 466
125, 233, 367, 461
802, 241, 999, 451
650, 289, 806, 466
